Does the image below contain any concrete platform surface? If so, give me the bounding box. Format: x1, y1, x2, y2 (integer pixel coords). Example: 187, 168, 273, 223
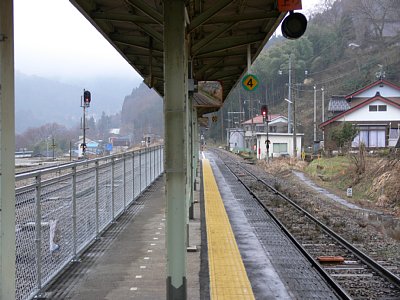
44, 176, 201, 300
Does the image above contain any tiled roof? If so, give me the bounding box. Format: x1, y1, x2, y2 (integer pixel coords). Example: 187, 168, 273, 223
328, 96, 350, 112
242, 114, 285, 124
193, 92, 221, 107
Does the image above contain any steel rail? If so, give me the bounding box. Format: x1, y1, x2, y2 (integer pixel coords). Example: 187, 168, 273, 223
15, 148, 140, 181
220, 159, 352, 300
219, 153, 400, 292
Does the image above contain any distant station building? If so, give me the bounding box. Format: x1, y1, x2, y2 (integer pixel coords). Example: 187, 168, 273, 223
227, 128, 245, 152
240, 114, 303, 158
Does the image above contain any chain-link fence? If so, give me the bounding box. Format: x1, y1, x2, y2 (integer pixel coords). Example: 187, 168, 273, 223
15, 146, 164, 300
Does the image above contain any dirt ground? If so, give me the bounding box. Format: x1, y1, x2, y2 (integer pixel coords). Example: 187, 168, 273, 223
257, 156, 400, 217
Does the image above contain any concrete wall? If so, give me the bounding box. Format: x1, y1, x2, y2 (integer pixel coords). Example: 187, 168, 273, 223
353, 84, 400, 98
256, 133, 303, 159
338, 99, 400, 122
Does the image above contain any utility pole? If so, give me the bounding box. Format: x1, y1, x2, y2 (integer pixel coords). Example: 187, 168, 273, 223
220, 108, 224, 144
292, 57, 297, 158
314, 85, 317, 152
239, 88, 243, 124
321, 87, 325, 142
293, 92, 297, 158
250, 95, 254, 153
288, 54, 292, 133
46, 137, 49, 158
52, 138, 55, 160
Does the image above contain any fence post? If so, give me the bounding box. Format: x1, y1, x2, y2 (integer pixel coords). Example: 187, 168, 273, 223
161, 145, 164, 173
149, 148, 152, 183
123, 154, 126, 210
132, 151, 135, 200
139, 150, 142, 194
35, 174, 44, 297
95, 160, 99, 238
145, 148, 148, 187
156, 147, 158, 177
149, 147, 154, 184
72, 166, 78, 261
153, 147, 155, 180
111, 157, 115, 221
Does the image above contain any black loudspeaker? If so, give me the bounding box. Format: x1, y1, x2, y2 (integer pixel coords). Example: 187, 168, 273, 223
281, 12, 307, 40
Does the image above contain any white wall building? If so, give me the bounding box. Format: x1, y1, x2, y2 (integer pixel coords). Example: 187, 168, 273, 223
227, 128, 245, 151
322, 79, 400, 149
256, 133, 303, 159
242, 114, 288, 150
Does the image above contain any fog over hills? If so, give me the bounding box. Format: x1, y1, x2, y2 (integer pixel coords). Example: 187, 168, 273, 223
15, 71, 141, 133
121, 83, 164, 142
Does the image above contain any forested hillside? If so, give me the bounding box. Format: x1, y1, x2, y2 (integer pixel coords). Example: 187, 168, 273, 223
120, 83, 163, 143
209, 0, 400, 146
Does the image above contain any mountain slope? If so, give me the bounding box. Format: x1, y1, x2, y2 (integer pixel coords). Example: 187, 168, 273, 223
15, 72, 139, 133
120, 83, 163, 142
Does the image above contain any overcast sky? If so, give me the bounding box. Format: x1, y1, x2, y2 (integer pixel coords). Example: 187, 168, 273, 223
14, 0, 321, 83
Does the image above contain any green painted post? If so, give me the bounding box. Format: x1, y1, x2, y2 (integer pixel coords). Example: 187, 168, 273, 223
188, 99, 194, 220
0, 1, 16, 298
164, 0, 187, 298
192, 107, 198, 192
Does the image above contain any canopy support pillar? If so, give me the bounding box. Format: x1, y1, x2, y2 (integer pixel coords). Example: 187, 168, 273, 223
164, 0, 188, 299
0, 1, 16, 299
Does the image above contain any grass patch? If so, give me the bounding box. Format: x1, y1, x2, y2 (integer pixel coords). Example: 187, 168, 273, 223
305, 156, 351, 181
304, 155, 372, 202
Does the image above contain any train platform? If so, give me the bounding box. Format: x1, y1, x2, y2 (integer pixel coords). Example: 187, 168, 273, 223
43, 177, 201, 300
43, 151, 339, 299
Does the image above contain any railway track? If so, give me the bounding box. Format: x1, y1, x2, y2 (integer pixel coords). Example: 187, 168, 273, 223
213, 149, 400, 300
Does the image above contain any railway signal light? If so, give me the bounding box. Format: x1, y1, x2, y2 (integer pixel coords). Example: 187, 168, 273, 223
261, 105, 268, 119
83, 90, 91, 106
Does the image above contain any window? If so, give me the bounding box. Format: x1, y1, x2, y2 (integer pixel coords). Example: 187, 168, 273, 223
378, 105, 387, 111
273, 143, 288, 153
351, 126, 386, 148
369, 105, 387, 112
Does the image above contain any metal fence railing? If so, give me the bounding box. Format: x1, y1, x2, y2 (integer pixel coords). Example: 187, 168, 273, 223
15, 146, 164, 300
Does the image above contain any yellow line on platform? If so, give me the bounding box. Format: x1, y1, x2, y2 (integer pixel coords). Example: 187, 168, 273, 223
203, 159, 255, 300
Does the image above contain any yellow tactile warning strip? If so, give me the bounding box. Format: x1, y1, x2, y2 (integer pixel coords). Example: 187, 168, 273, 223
203, 159, 255, 300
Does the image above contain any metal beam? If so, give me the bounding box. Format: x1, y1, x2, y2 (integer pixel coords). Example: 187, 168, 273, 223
135, 23, 163, 43
208, 69, 241, 80
195, 58, 225, 76
124, 51, 163, 58
191, 22, 234, 55
188, 0, 234, 32
196, 33, 265, 55
196, 49, 244, 58
126, 0, 163, 25
0, 0, 16, 299
164, 0, 187, 298
91, 12, 157, 24
111, 34, 163, 52
197, 59, 246, 76
206, 11, 279, 24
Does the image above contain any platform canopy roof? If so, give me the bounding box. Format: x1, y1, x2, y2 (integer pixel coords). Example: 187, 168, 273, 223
71, 0, 286, 109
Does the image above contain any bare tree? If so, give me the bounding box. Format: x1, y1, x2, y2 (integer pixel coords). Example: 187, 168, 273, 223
347, 0, 399, 45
